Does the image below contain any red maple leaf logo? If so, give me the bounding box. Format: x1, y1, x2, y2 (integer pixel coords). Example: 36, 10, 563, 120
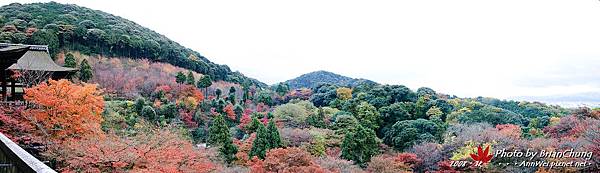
470, 145, 493, 164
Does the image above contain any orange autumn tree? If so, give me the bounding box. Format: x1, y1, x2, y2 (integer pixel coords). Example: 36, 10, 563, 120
24, 79, 104, 140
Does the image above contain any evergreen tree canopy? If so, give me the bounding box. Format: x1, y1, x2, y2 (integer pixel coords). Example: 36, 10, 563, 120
266, 120, 282, 149
79, 59, 93, 82
341, 124, 379, 167
208, 114, 230, 146
64, 53, 77, 68
175, 71, 186, 84
197, 75, 213, 88
186, 71, 195, 85
249, 122, 269, 159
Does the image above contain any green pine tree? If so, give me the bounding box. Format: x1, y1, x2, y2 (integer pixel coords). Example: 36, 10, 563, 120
79, 59, 93, 82
228, 86, 236, 104
216, 88, 222, 98
186, 71, 195, 85
246, 117, 262, 133
341, 124, 380, 167
63, 53, 77, 68
197, 75, 212, 99
208, 114, 230, 146
266, 120, 282, 148
242, 87, 250, 103
229, 86, 236, 94
197, 75, 212, 88
207, 114, 238, 163
175, 71, 186, 84
219, 131, 238, 164
234, 104, 244, 121
249, 122, 269, 159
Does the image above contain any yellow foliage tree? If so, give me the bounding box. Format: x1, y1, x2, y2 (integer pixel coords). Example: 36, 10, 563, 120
336, 87, 352, 100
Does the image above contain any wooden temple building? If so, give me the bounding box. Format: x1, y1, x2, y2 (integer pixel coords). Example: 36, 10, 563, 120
0, 43, 75, 103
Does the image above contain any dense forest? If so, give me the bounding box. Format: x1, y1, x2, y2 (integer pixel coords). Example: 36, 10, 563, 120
0, 2, 265, 87
284, 70, 377, 89
1, 2, 599, 173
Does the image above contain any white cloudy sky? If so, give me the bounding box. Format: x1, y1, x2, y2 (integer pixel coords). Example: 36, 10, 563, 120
3, 0, 600, 99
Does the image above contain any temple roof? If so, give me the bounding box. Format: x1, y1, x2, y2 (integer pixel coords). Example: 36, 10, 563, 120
0, 43, 76, 72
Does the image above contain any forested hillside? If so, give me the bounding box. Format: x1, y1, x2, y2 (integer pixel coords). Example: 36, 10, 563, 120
0, 2, 264, 87
285, 70, 377, 89
0, 2, 599, 173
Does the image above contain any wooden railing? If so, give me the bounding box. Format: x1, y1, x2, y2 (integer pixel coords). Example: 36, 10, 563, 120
0, 132, 56, 173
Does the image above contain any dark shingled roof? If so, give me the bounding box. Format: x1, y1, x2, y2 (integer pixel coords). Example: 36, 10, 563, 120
0, 43, 75, 72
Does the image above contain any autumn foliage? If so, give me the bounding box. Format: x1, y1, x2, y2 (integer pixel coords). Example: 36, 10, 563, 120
367, 153, 421, 173
24, 79, 104, 140
47, 129, 217, 173
224, 103, 236, 121
251, 147, 328, 173
0, 107, 42, 145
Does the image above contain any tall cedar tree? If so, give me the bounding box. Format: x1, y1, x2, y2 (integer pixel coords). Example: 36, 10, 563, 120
175, 71, 186, 84
79, 59, 93, 82
228, 86, 236, 104
197, 76, 212, 97
220, 131, 238, 164
249, 122, 269, 159
229, 86, 236, 94
233, 104, 244, 122
341, 124, 380, 167
186, 71, 195, 85
216, 88, 222, 98
64, 53, 77, 68
207, 114, 229, 146
208, 114, 238, 163
266, 120, 282, 148
246, 117, 262, 134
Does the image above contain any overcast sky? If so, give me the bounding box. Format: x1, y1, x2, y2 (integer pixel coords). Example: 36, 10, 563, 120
3, 0, 600, 99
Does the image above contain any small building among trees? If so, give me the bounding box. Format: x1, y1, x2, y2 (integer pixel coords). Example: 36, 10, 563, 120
0, 43, 75, 102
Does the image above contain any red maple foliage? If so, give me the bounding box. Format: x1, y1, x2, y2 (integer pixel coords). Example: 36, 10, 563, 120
0, 107, 42, 145
179, 109, 197, 128
234, 133, 257, 165
48, 129, 217, 173
435, 160, 459, 173
248, 156, 266, 173
470, 145, 493, 164
223, 103, 236, 121
495, 124, 521, 139
238, 109, 253, 132
367, 153, 421, 173
256, 103, 269, 113
257, 147, 328, 173
89, 56, 195, 99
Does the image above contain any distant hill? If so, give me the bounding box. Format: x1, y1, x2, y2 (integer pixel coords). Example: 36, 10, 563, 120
284, 70, 377, 89
0, 2, 265, 87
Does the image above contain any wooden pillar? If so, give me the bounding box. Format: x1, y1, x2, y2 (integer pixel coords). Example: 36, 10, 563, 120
0, 70, 5, 101
10, 79, 15, 101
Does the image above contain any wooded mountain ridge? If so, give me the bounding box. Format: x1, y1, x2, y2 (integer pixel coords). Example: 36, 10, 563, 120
0, 2, 265, 87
